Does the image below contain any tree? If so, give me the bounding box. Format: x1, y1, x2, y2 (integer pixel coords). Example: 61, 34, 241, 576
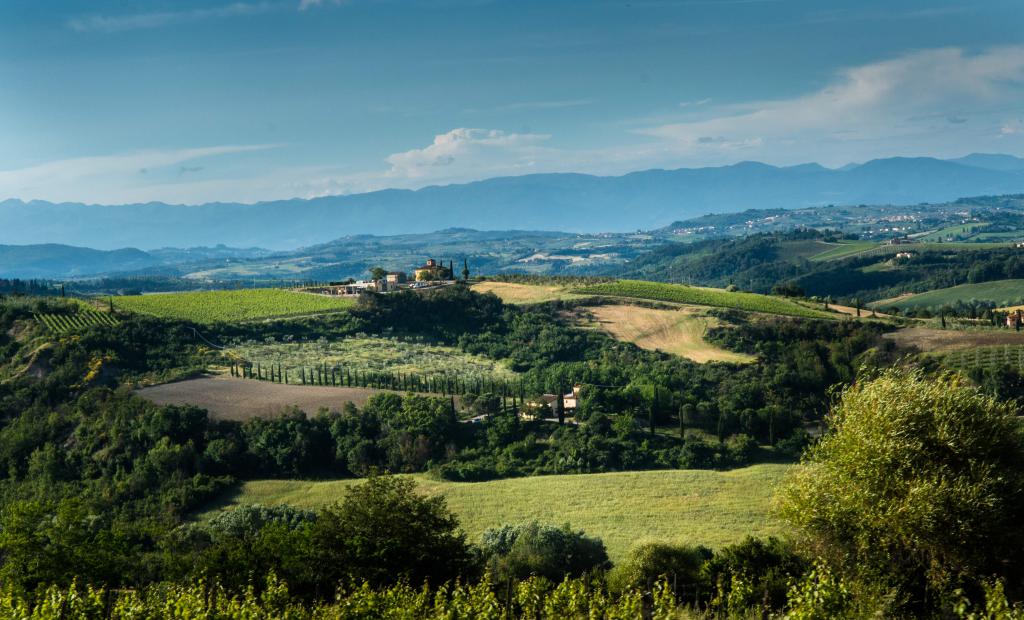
608, 542, 711, 600
369, 266, 388, 281
479, 521, 609, 583
308, 476, 472, 592
678, 403, 693, 440
461, 258, 470, 282
776, 368, 1024, 615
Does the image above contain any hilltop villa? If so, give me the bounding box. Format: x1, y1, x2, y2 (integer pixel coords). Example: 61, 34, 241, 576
415, 258, 446, 281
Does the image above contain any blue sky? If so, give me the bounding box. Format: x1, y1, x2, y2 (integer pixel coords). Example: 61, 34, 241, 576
1, 0, 1023, 204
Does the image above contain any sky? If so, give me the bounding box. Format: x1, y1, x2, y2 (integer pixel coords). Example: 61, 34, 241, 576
1, 0, 1023, 205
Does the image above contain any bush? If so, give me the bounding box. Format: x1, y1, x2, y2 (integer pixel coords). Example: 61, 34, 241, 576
702, 536, 807, 614
479, 521, 610, 583
207, 504, 316, 540
607, 542, 711, 601
776, 368, 1024, 614
724, 433, 758, 465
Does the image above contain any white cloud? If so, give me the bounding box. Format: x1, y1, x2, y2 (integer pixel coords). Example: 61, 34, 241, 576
381, 128, 552, 183
1001, 120, 1024, 136
679, 98, 712, 108
637, 46, 1024, 166
0, 145, 278, 204
298, 0, 346, 10
68, 2, 284, 32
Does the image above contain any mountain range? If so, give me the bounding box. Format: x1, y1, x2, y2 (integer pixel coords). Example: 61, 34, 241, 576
2, 154, 1024, 251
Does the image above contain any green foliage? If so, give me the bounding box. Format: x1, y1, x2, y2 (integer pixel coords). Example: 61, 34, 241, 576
478, 521, 609, 583
207, 504, 316, 539
114, 288, 355, 323
783, 565, 854, 620
776, 368, 1024, 615
308, 476, 473, 589
607, 542, 711, 600
0, 573, 688, 619
573, 280, 832, 319
702, 536, 807, 614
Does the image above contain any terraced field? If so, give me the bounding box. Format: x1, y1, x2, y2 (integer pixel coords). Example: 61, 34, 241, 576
113, 289, 355, 323
572, 280, 833, 319
199, 464, 791, 560
583, 304, 754, 363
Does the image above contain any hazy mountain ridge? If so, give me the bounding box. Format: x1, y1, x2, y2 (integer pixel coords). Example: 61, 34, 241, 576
2, 154, 1023, 251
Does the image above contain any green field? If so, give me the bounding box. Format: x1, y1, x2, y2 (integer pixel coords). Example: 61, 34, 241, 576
871, 279, 1024, 311
914, 221, 989, 243
572, 280, 833, 319
807, 240, 878, 262
113, 289, 355, 324
230, 336, 518, 379
200, 464, 791, 560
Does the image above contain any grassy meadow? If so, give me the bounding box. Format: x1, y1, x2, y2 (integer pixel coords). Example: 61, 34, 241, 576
113, 289, 355, 323
583, 304, 755, 364
229, 335, 519, 379
200, 464, 792, 560
572, 280, 833, 319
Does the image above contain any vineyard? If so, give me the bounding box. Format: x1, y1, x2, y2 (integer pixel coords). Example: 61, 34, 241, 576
35, 309, 118, 334
112, 288, 355, 323
571, 280, 833, 319
943, 344, 1024, 372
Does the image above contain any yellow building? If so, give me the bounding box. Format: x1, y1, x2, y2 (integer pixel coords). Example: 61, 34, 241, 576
414, 258, 445, 281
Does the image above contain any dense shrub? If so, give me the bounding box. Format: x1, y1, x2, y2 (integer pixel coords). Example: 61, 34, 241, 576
478, 521, 610, 583
776, 368, 1024, 615
607, 542, 712, 601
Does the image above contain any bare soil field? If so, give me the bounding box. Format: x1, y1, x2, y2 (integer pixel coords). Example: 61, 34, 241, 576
883, 327, 1024, 353
471, 281, 582, 304
137, 376, 430, 421
584, 304, 754, 363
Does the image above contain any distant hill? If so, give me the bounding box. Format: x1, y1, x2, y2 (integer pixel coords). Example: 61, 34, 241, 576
0, 244, 158, 278
2, 154, 1023, 250
949, 153, 1024, 172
